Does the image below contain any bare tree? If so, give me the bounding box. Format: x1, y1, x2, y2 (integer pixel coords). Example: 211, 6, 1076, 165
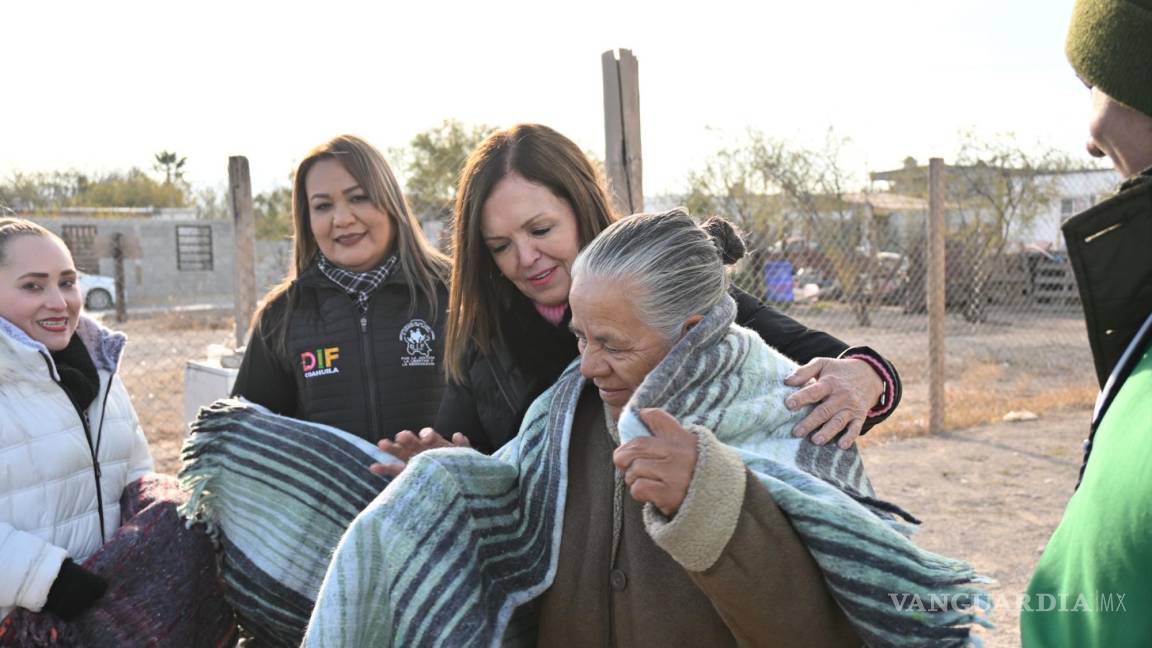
950, 130, 1074, 248
684, 133, 788, 247
762, 132, 876, 326
683, 131, 793, 305
947, 131, 1076, 321
687, 129, 876, 325
392, 120, 496, 226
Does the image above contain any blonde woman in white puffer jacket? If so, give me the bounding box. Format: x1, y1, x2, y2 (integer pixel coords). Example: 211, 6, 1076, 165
0, 217, 153, 623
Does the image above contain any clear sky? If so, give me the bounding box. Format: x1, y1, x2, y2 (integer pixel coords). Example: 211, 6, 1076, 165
2, 0, 1088, 197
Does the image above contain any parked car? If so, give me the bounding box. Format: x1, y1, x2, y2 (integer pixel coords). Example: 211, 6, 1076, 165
78, 273, 116, 311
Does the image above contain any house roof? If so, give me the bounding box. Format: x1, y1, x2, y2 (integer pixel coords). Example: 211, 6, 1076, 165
870, 162, 1117, 183
841, 192, 928, 212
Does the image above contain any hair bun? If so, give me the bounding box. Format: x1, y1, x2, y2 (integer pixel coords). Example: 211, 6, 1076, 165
701, 216, 746, 265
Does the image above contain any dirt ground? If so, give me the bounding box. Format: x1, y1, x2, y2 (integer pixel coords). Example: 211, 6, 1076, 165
863, 407, 1091, 648
98, 310, 236, 475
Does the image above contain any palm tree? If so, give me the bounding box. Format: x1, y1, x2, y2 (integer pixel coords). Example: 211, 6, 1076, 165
154, 151, 187, 185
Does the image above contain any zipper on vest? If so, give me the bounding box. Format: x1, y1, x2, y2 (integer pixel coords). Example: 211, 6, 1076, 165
359, 313, 382, 441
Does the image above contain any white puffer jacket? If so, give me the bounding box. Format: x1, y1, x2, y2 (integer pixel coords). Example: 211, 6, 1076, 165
0, 316, 153, 621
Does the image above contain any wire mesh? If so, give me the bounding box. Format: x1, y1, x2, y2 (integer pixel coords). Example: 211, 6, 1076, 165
723, 164, 1120, 438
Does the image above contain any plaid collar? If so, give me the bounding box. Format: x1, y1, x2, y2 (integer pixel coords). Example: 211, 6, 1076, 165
316, 254, 399, 316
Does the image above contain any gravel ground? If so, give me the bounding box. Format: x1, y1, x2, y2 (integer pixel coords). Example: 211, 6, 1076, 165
863, 408, 1091, 648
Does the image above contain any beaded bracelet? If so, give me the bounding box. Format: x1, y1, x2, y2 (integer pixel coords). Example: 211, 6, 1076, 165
843, 352, 896, 418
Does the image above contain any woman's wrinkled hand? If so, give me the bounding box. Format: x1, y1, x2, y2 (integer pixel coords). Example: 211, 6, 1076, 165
612, 408, 698, 517
369, 427, 471, 478
783, 357, 884, 449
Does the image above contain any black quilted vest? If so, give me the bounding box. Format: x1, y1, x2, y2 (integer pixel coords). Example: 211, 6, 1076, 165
282, 266, 447, 443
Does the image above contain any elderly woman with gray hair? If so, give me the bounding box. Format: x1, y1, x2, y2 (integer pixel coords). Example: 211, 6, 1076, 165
303, 209, 989, 648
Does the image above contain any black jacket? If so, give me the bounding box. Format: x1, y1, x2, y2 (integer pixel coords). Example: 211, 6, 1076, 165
1063, 168, 1152, 484
435, 288, 901, 453
233, 264, 448, 444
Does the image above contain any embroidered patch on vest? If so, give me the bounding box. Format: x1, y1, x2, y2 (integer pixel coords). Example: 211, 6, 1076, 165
301, 346, 341, 379
399, 320, 436, 368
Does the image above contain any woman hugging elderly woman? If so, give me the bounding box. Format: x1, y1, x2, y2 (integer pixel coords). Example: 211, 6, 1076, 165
302, 209, 989, 647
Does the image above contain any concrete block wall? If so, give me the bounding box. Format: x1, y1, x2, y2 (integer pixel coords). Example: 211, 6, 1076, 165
33, 215, 237, 307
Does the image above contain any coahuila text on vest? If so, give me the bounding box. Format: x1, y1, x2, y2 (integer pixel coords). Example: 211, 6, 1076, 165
301, 346, 341, 378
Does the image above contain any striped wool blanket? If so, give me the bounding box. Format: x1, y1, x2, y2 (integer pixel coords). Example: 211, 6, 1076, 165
0, 474, 236, 648
178, 400, 395, 647
303, 295, 991, 648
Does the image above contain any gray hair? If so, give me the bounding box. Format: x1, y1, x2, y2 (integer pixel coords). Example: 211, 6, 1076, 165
571, 207, 745, 340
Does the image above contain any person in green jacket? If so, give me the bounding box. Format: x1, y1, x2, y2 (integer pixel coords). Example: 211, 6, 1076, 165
1021, 0, 1152, 645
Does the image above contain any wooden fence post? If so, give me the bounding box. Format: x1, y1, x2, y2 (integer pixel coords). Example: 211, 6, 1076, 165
928, 158, 946, 434
112, 232, 126, 323
229, 156, 257, 349
602, 48, 643, 215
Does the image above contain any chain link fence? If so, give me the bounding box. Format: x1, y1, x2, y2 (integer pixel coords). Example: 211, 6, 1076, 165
723, 163, 1121, 440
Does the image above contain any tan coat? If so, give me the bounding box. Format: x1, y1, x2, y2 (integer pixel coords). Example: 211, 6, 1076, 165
536, 385, 859, 647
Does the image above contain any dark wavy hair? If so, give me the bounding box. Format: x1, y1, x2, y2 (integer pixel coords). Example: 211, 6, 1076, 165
444, 124, 617, 382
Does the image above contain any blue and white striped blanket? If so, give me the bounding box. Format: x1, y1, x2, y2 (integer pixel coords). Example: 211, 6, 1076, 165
178, 401, 396, 647
304, 296, 991, 647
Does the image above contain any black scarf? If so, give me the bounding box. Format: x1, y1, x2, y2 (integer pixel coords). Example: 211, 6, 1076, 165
51, 333, 100, 414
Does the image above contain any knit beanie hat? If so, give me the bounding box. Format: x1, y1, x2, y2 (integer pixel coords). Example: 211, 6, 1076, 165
1066, 0, 1152, 117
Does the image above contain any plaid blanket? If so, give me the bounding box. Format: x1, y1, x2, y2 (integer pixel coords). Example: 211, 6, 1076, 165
178, 401, 394, 647
303, 295, 991, 647
0, 474, 236, 648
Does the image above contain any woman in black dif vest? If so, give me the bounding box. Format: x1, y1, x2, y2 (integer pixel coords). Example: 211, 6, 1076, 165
232, 135, 450, 444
